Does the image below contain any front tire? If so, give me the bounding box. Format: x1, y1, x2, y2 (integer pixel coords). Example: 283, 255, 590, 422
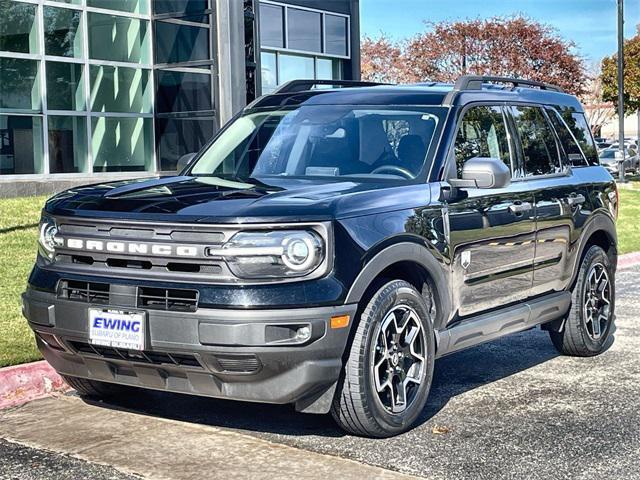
331, 280, 435, 437
549, 245, 615, 356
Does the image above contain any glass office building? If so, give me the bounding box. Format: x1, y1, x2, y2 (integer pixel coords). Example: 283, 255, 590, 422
0, 0, 359, 192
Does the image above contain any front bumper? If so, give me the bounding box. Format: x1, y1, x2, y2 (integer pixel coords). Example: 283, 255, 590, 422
22, 287, 357, 413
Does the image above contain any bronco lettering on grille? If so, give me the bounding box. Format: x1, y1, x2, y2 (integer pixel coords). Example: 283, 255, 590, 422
65, 238, 198, 257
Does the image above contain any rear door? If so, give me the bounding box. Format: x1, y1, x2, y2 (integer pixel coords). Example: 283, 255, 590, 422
507, 105, 590, 295
446, 105, 536, 317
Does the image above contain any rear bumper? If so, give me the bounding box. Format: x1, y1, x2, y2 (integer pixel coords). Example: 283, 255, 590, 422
22, 287, 357, 413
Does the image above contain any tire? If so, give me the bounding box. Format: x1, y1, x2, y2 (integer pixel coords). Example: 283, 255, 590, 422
62, 375, 131, 399
331, 280, 435, 437
549, 245, 615, 356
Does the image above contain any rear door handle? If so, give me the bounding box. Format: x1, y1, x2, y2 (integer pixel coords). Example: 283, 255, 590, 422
566, 194, 586, 206
508, 202, 533, 214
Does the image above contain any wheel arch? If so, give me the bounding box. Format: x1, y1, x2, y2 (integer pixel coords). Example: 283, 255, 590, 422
570, 213, 617, 288
344, 242, 451, 330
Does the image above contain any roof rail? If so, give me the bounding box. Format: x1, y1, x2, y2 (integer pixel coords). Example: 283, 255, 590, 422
273, 79, 389, 94
443, 75, 564, 104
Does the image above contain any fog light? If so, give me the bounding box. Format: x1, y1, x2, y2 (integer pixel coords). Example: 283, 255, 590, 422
296, 326, 311, 342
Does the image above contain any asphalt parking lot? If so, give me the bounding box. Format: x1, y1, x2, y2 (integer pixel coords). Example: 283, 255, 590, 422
2, 265, 639, 480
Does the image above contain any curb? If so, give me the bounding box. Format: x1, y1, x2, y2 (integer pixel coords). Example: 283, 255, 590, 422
0, 361, 69, 410
619, 252, 640, 270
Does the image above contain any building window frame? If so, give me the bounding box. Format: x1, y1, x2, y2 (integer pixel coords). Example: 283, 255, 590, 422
0, 0, 156, 180
259, 0, 351, 60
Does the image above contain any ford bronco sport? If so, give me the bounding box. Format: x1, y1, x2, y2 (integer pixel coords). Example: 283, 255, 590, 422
23, 76, 618, 437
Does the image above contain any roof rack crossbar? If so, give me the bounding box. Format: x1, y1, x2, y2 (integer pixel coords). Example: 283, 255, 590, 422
443, 75, 564, 105
273, 79, 389, 94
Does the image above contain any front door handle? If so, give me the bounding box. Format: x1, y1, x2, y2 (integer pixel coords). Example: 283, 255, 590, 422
508, 202, 533, 214
566, 194, 586, 207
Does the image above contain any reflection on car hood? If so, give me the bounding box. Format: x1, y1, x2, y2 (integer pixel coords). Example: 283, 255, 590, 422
44, 175, 431, 222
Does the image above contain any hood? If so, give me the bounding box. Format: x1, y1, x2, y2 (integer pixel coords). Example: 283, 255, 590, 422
44, 175, 431, 223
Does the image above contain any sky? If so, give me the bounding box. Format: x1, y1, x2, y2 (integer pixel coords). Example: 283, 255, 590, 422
360, 0, 640, 66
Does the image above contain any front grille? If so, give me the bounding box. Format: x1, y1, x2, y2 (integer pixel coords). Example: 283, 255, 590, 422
58, 280, 110, 304
69, 341, 202, 368
52, 218, 233, 283
57, 280, 199, 312
212, 354, 262, 374
137, 287, 198, 312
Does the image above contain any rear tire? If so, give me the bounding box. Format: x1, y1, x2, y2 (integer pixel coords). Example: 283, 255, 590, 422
549, 245, 615, 356
331, 280, 435, 437
62, 375, 131, 399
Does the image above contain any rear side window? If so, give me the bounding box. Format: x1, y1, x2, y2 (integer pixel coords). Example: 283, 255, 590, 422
454, 105, 512, 177
563, 110, 599, 165
511, 106, 562, 177
546, 108, 588, 167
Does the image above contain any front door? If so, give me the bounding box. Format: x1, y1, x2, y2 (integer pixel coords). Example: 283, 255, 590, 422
446, 105, 536, 318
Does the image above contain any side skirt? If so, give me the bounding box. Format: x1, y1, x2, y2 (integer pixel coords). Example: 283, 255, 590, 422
435, 291, 571, 358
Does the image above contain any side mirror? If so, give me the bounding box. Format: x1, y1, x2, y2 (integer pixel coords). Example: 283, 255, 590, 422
450, 157, 511, 189
176, 153, 196, 173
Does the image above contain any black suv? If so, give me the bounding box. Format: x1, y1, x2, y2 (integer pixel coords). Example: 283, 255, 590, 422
23, 76, 618, 437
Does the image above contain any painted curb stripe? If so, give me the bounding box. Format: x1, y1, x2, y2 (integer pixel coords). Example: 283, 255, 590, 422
0, 361, 69, 410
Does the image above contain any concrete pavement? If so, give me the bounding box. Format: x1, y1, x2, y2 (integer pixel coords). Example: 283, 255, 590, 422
1, 265, 639, 479
0, 394, 415, 480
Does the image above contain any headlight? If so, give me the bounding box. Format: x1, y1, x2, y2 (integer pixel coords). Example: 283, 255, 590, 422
38, 217, 61, 260
209, 230, 325, 279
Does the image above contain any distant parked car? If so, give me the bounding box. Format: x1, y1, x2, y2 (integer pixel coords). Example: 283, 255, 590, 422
607, 142, 636, 150
597, 141, 612, 152
599, 147, 638, 174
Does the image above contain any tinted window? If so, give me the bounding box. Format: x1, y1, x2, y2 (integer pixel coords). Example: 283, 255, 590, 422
88, 13, 150, 64
43, 6, 82, 58
454, 105, 512, 177
511, 106, 562, 177
325, 14, 347, 56
155, 18, 209, 64
157, 116, 216, 171
0, 1, 37, 54
546, 108, 587, 166
569, 112, 599, 165
287, 8, 321, 53
259, 3, 283, 48
153, 0, 208, 16
155, 70, 212, 114
278, 53, 314, 84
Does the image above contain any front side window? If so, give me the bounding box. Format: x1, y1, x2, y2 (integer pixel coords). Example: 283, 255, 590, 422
190, 106, 444, 182
511, 106, 562, 177
454, 105, 512, 177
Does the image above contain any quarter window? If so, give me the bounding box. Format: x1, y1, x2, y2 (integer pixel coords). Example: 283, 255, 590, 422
556, 108, 599, 165
511, 106, 562, 177
454, 105, 512, 177
546, 108, 587, 167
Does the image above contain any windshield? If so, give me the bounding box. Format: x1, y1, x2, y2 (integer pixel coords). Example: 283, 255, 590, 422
189, 105, 444, 183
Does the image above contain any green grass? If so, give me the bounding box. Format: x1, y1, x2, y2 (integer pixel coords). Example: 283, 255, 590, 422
618, 185, 640, 254
0, 196, 46, 367
0, 186, 639, 367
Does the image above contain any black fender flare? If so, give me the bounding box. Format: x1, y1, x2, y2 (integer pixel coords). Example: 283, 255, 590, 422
344, 242, 451, 329
569, 212, 617, 286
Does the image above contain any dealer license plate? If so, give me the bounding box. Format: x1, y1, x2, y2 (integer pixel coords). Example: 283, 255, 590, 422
88, 308, 146, 350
